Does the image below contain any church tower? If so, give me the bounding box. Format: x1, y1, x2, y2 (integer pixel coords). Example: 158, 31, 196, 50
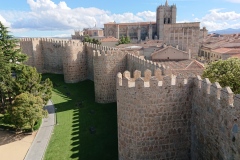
156, 0, 177, 40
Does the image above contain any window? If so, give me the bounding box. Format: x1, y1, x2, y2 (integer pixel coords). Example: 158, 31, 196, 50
164, 18, 167, 24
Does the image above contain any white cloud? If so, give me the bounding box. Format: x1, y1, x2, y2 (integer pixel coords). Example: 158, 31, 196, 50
136, 11, 156, 21
195, 9, 240, 31
0, 0, 239, 35
0, 0, 155, 34
0, 14, 11, 27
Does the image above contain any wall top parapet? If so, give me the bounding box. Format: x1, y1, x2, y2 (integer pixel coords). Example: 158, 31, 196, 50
117, 70, 239, 108
20, 38, 84, 47
117, 70, 189, 88
93, 50, 127, 58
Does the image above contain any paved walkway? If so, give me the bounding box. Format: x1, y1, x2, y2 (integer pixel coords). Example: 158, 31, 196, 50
24, 100, 55, 160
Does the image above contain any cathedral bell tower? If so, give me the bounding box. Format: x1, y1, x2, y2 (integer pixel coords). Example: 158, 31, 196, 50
156, 0, 177, 40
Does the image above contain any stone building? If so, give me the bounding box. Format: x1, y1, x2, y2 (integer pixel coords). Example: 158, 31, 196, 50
72, 26, 104, 40
104, 0, 208, 57
151, 45, 191, 60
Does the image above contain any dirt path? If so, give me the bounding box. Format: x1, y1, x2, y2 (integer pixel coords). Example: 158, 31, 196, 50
0, 130, 37, 160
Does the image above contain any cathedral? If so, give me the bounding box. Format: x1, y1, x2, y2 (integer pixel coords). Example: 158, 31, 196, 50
104, 0, 208, 56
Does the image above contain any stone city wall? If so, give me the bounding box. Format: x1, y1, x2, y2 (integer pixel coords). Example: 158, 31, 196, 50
117, 71, 240, 159
127, 53, 172, 77
20, 38, 87, 83
93, 50, 128, 103
20, 38, 35, 66
191, 76, 240, 160
41, 39, 64, 74
62, 41, 87, 83
171, 69, 203, 78
85, 43, 119, 81
117, 71, 193, 159
20, 38, 44, 72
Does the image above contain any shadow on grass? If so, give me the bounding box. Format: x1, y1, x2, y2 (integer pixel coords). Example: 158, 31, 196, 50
42, 74, 118, 160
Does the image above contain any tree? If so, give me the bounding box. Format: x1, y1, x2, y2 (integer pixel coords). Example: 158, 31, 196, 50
39, 78, 53, 105
13, 65, 52, 105
0, 50, 13, 111
10, 92, 44, 131
83, 35, 101, 45
0, 21, 27, 64
0, 22, 53, 113
0, 21, 28, 112
116, 36, 131, 46
202, 58, 240, 93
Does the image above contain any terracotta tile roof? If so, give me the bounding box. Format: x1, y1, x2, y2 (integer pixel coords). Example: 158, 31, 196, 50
212, 48, 232, 53
213, 48, 240, 54
100, 36, 119, 42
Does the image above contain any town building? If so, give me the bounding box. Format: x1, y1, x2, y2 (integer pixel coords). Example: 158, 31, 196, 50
104, 0, 208, 57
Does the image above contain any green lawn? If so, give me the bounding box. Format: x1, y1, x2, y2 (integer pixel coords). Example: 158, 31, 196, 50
43, 74, 118, 160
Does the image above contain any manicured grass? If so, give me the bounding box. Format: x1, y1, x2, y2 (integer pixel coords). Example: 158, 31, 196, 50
43, 74, 118, 160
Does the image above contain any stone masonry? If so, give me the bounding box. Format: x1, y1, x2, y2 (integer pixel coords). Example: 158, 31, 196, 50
191, 76, 240, 160
117, 71, 240, 160
93, 50, 127, 103
117, 71, 192, 159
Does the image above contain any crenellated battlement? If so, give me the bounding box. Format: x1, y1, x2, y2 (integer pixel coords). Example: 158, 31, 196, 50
128, 53, 159, 68
85, 42, 118, 51
40, 38, 84, 47
193, 75, 238, 107
20, 38, 41, 42
20, 38, 84, 47
93, 50, 127, 58
117, 70, 239, 107
117, 70, 185, 88
127, 53, 172, 76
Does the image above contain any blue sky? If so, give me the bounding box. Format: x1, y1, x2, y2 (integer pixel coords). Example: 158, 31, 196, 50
0, 0, 240, 37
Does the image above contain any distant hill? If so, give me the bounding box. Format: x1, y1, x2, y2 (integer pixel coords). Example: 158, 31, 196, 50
210, 28, 240, 34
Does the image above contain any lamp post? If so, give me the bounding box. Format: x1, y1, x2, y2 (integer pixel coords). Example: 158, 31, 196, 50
55, 108, 58, 125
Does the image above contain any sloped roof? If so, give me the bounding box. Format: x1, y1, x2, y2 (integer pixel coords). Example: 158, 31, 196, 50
100, 36, 119, 42
153, 59, 204, 70
213, 48, 240, 54
151, 45, 188, 57
185, 60, 205, 69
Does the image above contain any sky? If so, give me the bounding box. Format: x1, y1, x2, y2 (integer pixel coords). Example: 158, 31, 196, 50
0, 0, 240, 37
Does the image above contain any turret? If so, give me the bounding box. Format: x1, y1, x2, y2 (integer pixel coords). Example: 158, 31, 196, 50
165, 0, 168, 6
